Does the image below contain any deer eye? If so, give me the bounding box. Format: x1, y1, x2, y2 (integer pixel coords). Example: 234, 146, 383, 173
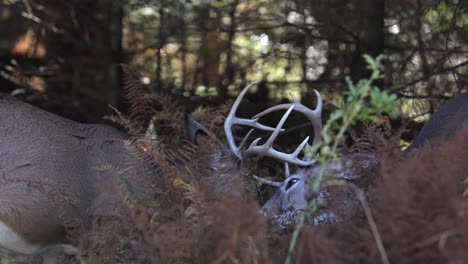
285, 178, 299, 191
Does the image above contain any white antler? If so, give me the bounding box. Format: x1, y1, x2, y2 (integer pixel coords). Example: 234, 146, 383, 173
253, 175, 283, 187
224, 82, 279, 158
224, 82, 323, 167
243, 104, 317, 166
253, 90, 322, 146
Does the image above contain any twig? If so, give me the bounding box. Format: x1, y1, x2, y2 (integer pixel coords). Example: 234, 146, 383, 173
351, 181, 390, 264
325, 180, 390, 264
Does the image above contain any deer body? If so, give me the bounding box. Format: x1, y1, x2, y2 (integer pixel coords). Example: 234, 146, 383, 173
0, 96, 137, 259
404, 92, 468, 155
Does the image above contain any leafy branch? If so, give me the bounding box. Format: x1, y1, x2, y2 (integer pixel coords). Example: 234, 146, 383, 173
285, 54, 397, 264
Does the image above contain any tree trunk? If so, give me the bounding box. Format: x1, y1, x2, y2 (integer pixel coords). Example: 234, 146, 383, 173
155, 6, 165, 90
219, 0, 239, 102
200, 6, 222, 97
107, 0, 123, 107
350, 0, 385, 82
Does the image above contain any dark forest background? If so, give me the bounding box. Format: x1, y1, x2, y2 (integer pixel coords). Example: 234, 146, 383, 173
0, 0, 467, 132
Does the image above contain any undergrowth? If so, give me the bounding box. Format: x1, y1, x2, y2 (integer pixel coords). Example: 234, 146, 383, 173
75, 64, 467, 264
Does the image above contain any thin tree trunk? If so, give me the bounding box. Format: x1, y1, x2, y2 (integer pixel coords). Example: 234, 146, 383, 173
350, 0, 385, 82
200, 6, 222, 95
416, 0, 434, 113
365, 0, 385, 87
365, 0, 385, 58
179, 3, 188, 92
108, 0, 123, 107
155, 6, 165, 90
219, 0, 239, 102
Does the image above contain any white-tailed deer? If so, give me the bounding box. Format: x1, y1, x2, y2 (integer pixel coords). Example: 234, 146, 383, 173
0, 94, 155, 263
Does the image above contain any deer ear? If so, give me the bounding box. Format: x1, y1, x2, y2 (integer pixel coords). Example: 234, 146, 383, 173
184, 113, 210, 145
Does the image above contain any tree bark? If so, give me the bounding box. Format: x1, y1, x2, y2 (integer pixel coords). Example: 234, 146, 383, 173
108, 0, 123, 107
350, 0, 385, 82
219, 0, 240, 102
200, 5, 222, 97
155, 6, 165, 90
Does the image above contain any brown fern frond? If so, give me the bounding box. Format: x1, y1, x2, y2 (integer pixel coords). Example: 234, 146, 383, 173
107, 105, 136, 134
349, 118, 403, 158
122, 66, 155, 134
295, 127, 468, 264
193, 100, 233, 132
146, 92, 186, 147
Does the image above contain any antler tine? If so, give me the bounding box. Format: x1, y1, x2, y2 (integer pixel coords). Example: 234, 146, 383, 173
247, 104, 294, 150
253, 89, 323, 146
224, 82, 282, 158
238, 128, 254, 151
253, 175, 283, 187
251, 158, 291, 190
244, 105, 317, 166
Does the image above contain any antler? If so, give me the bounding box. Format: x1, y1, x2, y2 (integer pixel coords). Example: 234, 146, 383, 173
253, 175, 282, 187
224, 82, 280, 159
252, 162, 289, 187
253, 90, 323, 146
243, 104, 317, 166
225, 82, 323, 167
